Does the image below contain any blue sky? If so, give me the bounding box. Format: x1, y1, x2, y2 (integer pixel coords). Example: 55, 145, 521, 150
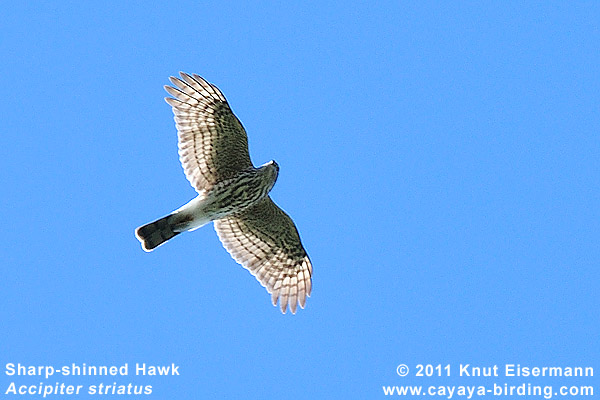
1, 2, 598, 398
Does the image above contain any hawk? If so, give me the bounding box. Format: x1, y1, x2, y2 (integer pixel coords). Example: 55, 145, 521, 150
135, 73, 312, 314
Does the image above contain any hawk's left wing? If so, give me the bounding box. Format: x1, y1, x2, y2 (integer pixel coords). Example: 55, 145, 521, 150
214, 197, 312, 314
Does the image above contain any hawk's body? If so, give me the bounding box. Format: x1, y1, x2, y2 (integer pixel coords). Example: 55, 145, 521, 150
135, 73, 312, 314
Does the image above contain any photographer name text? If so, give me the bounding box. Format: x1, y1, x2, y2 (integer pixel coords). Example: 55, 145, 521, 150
410, 364, 593, 377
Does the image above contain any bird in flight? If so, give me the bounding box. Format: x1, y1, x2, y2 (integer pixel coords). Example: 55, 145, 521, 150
135, 73, 312, 314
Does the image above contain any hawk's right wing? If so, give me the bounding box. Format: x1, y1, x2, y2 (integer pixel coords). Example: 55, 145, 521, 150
164, 73, 253, 192
214, 197, 313, 314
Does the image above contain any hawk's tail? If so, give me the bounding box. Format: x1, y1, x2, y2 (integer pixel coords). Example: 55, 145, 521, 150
135, 215, 180, 252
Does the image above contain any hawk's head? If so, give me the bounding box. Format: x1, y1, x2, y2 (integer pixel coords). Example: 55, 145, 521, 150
267, 160, 279, 175
260, 160, 279, 189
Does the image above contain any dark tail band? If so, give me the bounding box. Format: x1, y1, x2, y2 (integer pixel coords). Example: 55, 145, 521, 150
135, 215, 180, 252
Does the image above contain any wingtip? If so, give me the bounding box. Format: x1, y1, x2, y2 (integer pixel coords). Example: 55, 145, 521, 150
280, 298, 288, 314
164, 97, 180, 107
192, 73, 209, 85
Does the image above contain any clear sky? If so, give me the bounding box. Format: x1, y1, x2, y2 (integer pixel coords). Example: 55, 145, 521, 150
1, 2, 598, 399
